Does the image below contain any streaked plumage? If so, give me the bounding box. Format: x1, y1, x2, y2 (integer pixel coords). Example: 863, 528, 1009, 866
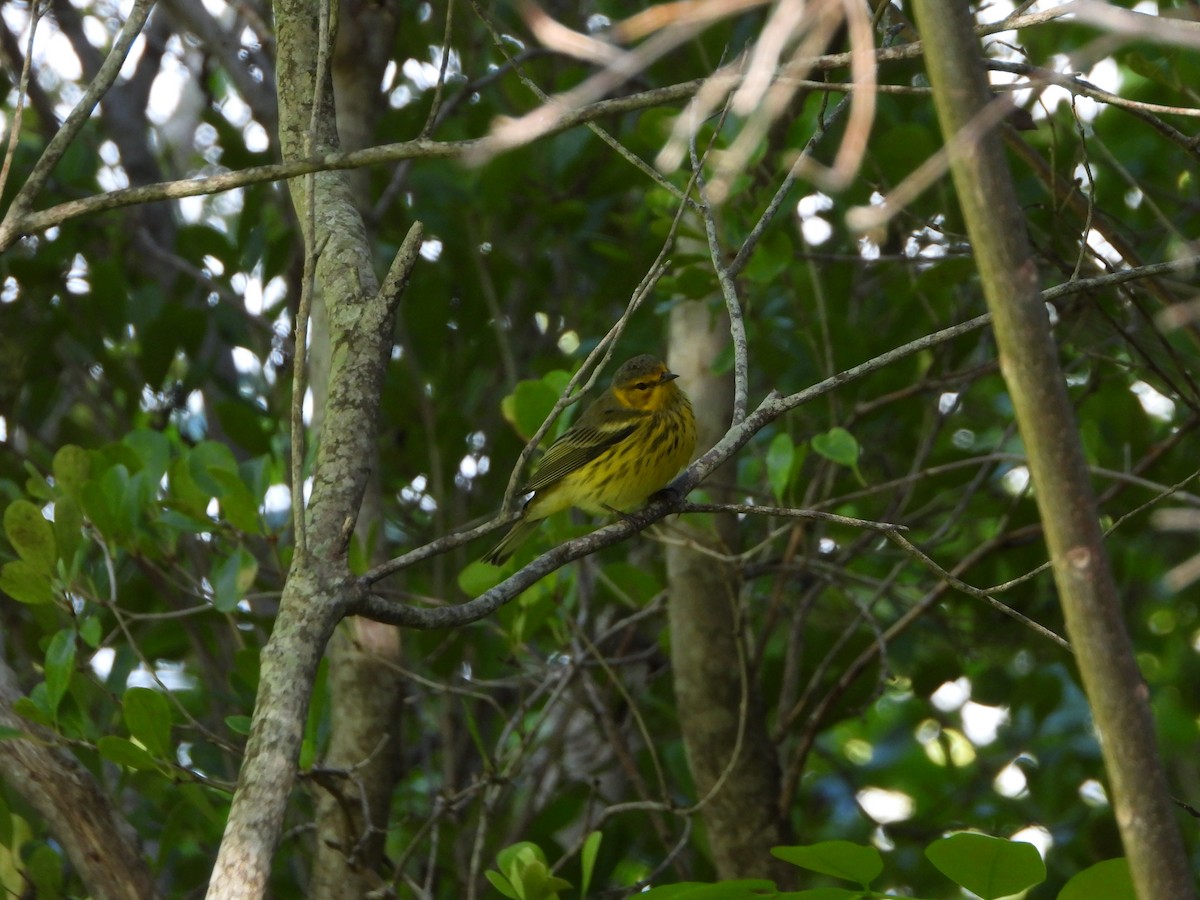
483, 355, 697, 565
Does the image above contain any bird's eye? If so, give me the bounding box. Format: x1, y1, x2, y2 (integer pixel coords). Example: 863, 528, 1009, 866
635, 382, 651, 391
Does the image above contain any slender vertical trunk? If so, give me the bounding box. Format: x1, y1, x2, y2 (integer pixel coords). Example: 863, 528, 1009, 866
910, 3, 1194, 896
667, 301, 791, 882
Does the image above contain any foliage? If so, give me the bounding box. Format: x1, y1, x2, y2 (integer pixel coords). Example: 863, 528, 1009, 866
497, 834, 1131, 900
0, 0, 1198, 896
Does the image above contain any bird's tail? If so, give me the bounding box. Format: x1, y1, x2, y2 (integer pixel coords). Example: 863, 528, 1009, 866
481, 516, 540, 566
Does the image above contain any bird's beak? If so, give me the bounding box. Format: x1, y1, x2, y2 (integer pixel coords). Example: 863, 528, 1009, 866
661, 371, 679, 383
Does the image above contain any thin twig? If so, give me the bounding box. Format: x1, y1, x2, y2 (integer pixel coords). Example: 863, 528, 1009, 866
690, 125, 751, 426
419, 0, 457, 139
3, 0, 154, 221
681, 502, 904, 533
0, 0, 45, 204
886, 532, 1071, 650
354, 313, 996, 625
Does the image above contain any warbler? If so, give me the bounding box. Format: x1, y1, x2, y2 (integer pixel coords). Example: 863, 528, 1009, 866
483, 354, 697, 565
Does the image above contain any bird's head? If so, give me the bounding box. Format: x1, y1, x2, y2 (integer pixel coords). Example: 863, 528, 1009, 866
610, 354, 682, 412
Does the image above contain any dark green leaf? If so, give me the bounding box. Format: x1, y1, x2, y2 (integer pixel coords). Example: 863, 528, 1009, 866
1058, 858, 1134, 900
97, 735, 161, 772
3, 499, 55, 572
27, 843, 63, 898
484, 870, 520, 899
13, 694, 53, 728
925, 833, 1045, 899
78, 615, 102, 648
212, 547, 258, 612
459, 559, 505, 594
51, 445, 91, 496
52, 495, 84, 571
188, 441, 241, 498
766, 432, 796, 502
123, 687, 172, 758
82, 465, 129, 541
0, 560, 54, 604
580, 830, 602, 897
43, 629, 76, 716
210, 468, 262, 534
501, 378, 563, 442
810, 428, 860, 470
123, 429, 172, 482
772, 841, 883, 886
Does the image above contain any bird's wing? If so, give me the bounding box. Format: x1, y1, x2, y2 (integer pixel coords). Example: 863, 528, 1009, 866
522, 421, 638, 492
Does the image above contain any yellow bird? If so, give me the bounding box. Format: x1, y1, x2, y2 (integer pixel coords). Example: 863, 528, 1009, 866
483, 355, 697, 565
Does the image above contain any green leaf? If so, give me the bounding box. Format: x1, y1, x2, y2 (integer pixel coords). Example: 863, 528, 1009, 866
225, 715, 252, 736
97, 735, 161, 772
671, 265, 715, 299
213, 399, 274, 456
210, 468, 262, 534
123, 687, 172, 758
502, 377, 563, 442
212, 547, 258, 612
811, 427, 864, 485
497, 841, 548, 873
78, 615, 102, 648
123, 428, 171, 482
0, 725, 28, 741
52, 495, 84, 571
1058, 858, 1134, 900
52, 445, 91, 496
766, 432, 796, 502
459, 559, 505, 595
484, 869, 521, 899
22, 461, 53, 502
925, 833, 1045, 899
772, 841, 883, 887
875, 122, 938, 187
810, 428, 859, 469
43, 629, 76, 717
743, 230, 793, 285
27, 843, 63, 898
81, 464, 129, 541
580, 830, 601, 897
167, 454, 212, 520
491, 841, 574, 900
0, 560, 55, 604
3, 499, 55, 573
13, 695, 53, 728
188, 441, 241, 497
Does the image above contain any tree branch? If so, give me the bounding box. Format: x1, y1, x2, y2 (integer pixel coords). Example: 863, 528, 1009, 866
0, 659, 159, 900
2, 0, 154, 221
352, 312, 994, 627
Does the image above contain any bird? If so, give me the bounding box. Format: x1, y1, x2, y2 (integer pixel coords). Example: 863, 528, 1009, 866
483, 354, 697, 565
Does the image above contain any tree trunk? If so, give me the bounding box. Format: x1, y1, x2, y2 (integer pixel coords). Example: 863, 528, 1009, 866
910, 2, 1194, 897
308, 6, 407, 895
667, 301, 791, 882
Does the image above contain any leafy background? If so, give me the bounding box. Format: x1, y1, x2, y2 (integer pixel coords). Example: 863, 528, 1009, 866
0, 0, 1198, 896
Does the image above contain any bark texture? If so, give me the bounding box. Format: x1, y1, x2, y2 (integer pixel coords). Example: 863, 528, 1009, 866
0, 658, 159, 900
667, 302, 790, 882
308, 7, 407, 896
207, 0, 413, 895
